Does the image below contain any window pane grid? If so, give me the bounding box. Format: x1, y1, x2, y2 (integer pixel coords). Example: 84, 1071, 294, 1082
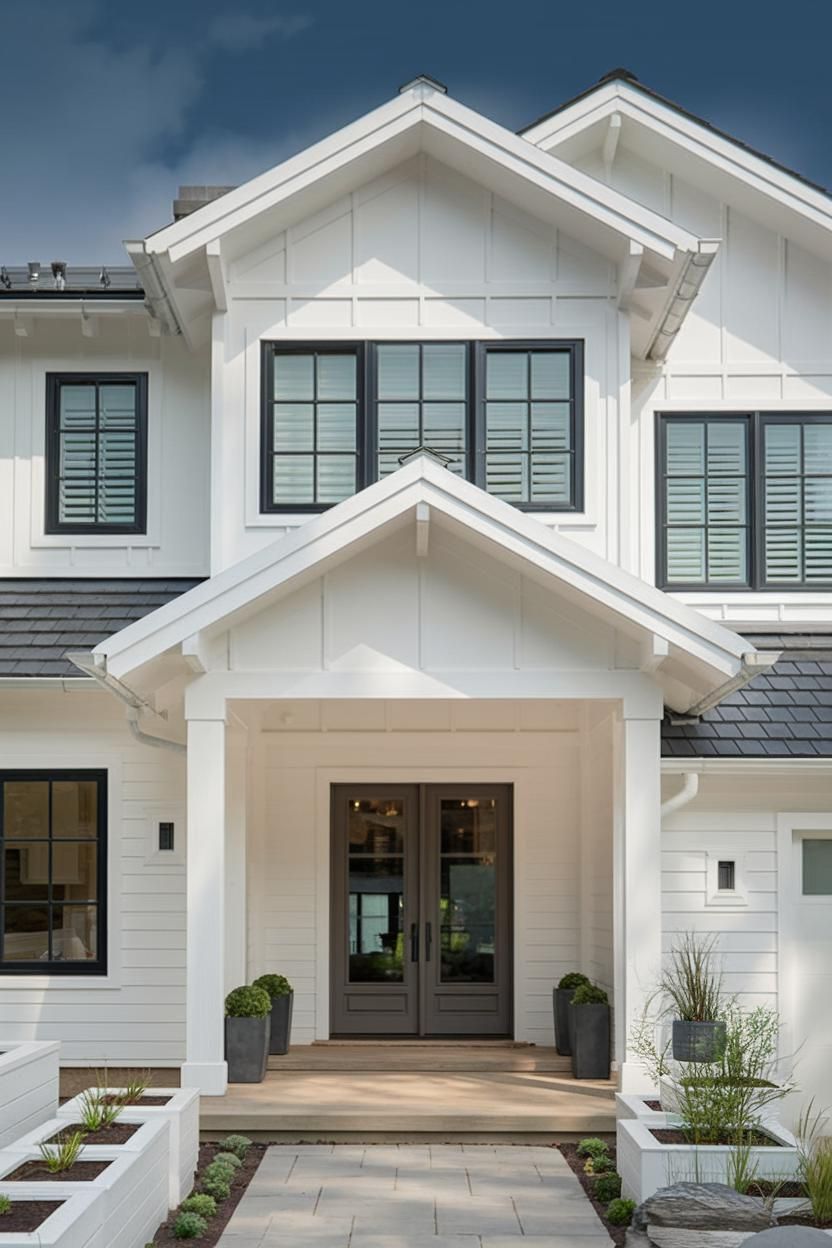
1, 774, 104, 972
484, 349, 575, 506
269, 351, 359, 506
376, 344, 468, 477
52, 380, 141, 530
763, 419, 832, 585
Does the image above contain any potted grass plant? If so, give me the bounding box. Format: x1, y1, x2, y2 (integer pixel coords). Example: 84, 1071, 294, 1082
553, 971, 590, 1056
570, 982, 611, 1079
252, 973, 294, 1056
224, 985, 271, 1083
662, 933, 726, 1063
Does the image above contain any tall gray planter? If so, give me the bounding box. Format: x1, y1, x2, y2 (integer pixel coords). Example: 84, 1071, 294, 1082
225, 1015, 270, 1083
570, 1003, 611, 1080
672, 1019, 726, 1063
268, 992, 294, 1056
553, 988, 574, 1056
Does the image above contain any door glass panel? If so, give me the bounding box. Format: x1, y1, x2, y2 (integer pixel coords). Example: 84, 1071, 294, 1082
347, 799, 405, 983
439, 798, 497, 984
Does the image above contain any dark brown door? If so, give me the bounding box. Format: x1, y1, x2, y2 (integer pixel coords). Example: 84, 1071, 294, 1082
330, 784, 512, 1037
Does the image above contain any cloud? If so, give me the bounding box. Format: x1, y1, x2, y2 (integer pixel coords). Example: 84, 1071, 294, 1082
207, 12, 311, 51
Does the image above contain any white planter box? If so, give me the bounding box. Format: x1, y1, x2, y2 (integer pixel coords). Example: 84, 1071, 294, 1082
0, 1042, 60, 1148
615, 1092, 671, 1122
58, 1086, 198, 1208
659, 1074, 786, 1126
617, 1116, 800, 1204
0, 1190, 102, 1248
0, 1118, 170, 1248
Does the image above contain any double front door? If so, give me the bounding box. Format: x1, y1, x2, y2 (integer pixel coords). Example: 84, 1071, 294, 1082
330, 784, 513, 1036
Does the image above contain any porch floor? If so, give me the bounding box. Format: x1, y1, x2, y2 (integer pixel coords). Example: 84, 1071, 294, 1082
201, 1045, 616, 1138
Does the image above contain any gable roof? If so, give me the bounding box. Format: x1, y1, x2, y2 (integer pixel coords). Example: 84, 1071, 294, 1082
83, 455, 770, 715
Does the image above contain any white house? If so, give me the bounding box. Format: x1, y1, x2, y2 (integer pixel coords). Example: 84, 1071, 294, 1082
1, 70, 830, 1104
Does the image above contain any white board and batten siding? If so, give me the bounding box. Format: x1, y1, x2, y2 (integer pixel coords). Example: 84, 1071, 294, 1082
0, 690, 186, 1066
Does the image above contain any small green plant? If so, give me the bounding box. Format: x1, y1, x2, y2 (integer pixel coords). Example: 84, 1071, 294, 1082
571, 983, 609, 1006
203, 1159, 236, 1183
797, 1101, 832, 1225
38, 1131, 86, 1173
200, 1172, 231, 1201
594, 1172, 622, 1203
558, 972, 590, 991
224, 985, 271, 1018
661, 932, 723, 1022
0, 1194, 10, 1216
121, 1071, 151, 1104
252, 973, 292, 998
220, 1134, 252, 1159
607, 1197, 636, 1226
180, 1192, 217, 1218
576, 1137, 610, 1160
78, 1087, 123, 1131
173, 1211, 208, 1239
583, 1153, 614, 1175
214, 1151, 243, 1170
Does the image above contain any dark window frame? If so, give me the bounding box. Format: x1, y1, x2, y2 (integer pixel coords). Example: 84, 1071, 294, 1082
0, 769, 108, 977
45, 373, 148, 536
656, 411, 832, 591
261, 339, 584, 514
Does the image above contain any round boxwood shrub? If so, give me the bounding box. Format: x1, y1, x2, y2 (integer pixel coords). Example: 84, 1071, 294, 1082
571, 983, 609, 1006
214, 1150, 243, 1170
200, 1172, 231, 1201
225, 985, 271, 1017
576, 1137, 610, 1160
558, 972, 590, 991
180, 1192, 217, 1218
594, 1172, 622, 1203
607, 1198, 636, 1227
173, 1210, 208, 1239
220, 1134, 252, 1159
203, 1159, 236, 1184
252, 973, 293, 998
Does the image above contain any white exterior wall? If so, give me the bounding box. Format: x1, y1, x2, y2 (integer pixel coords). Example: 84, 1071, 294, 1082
213, 153, 628, 572
0, 690, 186, 1064
0, 316, 210, 577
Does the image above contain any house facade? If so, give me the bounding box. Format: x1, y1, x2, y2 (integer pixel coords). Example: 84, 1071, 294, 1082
1, 71, 830, 1104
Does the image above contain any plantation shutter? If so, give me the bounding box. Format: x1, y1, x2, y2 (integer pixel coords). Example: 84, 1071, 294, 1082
763, 419, 832, 585
484, 348, 574, 506
375, 343, 467, 478
663, 419, 748, 585
53, 378, 144, 531
270, 350, 358, 506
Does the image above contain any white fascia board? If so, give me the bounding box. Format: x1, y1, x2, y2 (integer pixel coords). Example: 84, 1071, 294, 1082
147, 88, 697, 268
524, 81, 832, 239
93, 456, 749, 685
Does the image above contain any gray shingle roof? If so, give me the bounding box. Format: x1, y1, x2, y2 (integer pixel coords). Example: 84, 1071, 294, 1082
662, 634, 832, 759
0, 579, 202, 677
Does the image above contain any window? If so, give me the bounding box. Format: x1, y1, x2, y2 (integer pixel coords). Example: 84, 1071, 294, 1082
46, 374, 147, 534
657, 413, 832, 589
802, 839, 832, 895
261, 340, 583, 512
717, 860, 736, 891
0, 771, 107, 974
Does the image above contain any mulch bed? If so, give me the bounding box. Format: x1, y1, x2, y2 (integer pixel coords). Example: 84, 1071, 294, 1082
748, 1179, 807, 1198
644, 1099, 663, 1112
5, 1159, 111, 1182
150, 1142, 266, 1247
0, 1201, 64, 1232
46, 1121, 141, 1145
649, 1127, 779, 1147
557, 1139, 627, 1248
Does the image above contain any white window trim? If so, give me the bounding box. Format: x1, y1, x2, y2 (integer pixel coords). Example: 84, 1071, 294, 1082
704, 849, 748, 908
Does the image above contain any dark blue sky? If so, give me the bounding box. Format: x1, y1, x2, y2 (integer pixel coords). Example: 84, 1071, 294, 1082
4, 0, 832, 260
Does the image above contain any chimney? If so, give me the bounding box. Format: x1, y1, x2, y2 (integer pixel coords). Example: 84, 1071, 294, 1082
172, 185, 236, 221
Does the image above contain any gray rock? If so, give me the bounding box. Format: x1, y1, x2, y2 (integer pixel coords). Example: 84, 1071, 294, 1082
633, 1183, 776, 1233
744, 1230, 832, 1245
624, 1232, 653, 1248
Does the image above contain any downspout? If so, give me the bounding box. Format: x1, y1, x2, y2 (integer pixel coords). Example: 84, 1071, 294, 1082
66, 651, 186, 754
661, 772, 699, 819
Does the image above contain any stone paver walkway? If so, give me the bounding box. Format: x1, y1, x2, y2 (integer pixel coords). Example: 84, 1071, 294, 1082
217, 1144, 613, 1247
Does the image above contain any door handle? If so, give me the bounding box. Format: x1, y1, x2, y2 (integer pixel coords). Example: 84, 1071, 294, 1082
410, 922, 419, 962
425, 921, 432, 962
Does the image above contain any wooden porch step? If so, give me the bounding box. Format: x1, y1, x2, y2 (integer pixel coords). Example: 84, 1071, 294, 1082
268, 1043, 573, 1073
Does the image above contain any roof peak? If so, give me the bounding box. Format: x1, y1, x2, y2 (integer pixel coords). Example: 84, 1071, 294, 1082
597, 67, 640, 85
398, 74, 448, 96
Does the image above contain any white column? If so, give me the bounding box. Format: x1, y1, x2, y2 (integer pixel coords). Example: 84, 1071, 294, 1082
224, 726, 248, 993
614, 708, 663, 1093
182, 714, 228, 1096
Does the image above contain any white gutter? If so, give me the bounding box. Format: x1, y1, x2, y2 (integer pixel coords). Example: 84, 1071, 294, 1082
646, 240, 720, 361
678, 650, 780, 719
66, 651, 186, 754
0, 677, 97, 690
661, 772, 699, 818
124, 241, 182, 337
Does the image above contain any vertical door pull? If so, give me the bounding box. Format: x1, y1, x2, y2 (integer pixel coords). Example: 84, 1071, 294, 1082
410, 922, 419, 962
425, 921, 432, 961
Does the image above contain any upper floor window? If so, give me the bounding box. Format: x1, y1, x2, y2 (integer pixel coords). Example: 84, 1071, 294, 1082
261, 340, 583, 513
45, 374, 148, 535
0, 771, 107, 975
657, 412, 832, 590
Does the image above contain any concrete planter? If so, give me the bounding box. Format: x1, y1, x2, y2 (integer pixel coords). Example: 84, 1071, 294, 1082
616, 1116, 799, 1204
0, 1189, 102, 1248
0, 1118, 169, 1248
0, 1041, 60, 1148
672, 1019, 727, 1063
553, 988, 574, 1056
615, 1092, 673, 1122
570, 1003, 611, 1079
267, 992, 294, 1056
225, 1015, 270, 1084
58, 1086, 199, 1208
